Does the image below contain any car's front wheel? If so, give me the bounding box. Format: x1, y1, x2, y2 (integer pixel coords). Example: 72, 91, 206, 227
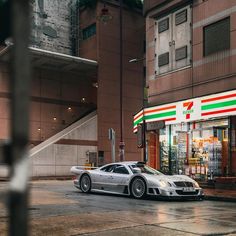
130, 177, 146, 199
80, 174, 91, 193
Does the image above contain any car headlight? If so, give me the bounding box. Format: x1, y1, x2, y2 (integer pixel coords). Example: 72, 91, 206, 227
159, 180, 172, 187
193, 181, 200, 188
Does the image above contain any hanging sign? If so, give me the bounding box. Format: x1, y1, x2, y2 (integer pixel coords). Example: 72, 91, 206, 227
146, 120, 165, 131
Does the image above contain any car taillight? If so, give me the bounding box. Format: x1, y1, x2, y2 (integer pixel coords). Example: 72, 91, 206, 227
72, 175, 77, 180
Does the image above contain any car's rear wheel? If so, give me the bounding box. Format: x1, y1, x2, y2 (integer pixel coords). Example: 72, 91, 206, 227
80, 174, 91, 193
130, 177, 146, 199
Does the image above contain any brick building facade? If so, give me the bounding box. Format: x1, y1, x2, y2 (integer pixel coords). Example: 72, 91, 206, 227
134, 0, 236, 179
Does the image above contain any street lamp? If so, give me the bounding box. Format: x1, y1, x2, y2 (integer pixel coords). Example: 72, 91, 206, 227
119, 0, 125, 162
128, 57, 145, 63
129, 57, 146, 163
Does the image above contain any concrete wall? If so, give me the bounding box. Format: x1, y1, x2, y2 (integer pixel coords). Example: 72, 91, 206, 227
0, 62, 97, 146
30, 0, 77, 55
29, 112, 97, 177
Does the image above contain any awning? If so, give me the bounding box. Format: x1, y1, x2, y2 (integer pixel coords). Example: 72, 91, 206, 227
133, 89, 236, 133
0, 46, 98, 77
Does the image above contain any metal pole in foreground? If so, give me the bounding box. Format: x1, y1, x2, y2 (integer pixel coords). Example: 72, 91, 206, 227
9, 0, 31, 235
109, 128, 116, 163
119, 0, 125, 162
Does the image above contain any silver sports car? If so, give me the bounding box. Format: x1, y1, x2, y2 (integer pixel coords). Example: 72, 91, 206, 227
70, 161, 204, 199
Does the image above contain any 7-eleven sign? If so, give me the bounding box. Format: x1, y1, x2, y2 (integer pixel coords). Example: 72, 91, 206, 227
176, 99, 201, 123
183, 101, 194, 119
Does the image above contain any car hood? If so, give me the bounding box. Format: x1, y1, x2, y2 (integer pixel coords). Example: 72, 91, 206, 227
143, 174, 195, 183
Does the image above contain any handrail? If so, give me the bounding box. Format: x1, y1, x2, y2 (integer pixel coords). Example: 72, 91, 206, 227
30, 111, 97, 156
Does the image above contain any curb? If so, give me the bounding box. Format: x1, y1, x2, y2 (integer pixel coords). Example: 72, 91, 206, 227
204, 195, 236, 202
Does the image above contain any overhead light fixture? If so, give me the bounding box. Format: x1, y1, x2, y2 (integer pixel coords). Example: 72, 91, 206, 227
97, 4, 112, 24
53, 117, 57, 121
81, 97, 86, 103
129, 57, 145, 63
68, 107, 72, 111
92, 82, 98, 88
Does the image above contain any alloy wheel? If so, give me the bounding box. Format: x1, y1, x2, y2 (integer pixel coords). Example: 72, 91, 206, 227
80, 175, 91, 193
131, 178, 146, 199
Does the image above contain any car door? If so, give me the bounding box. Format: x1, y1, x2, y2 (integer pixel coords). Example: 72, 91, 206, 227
108, 164, 131, 194
91, 164, 116, 191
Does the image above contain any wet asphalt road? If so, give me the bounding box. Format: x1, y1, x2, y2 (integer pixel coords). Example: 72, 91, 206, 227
0, 180, 236, 235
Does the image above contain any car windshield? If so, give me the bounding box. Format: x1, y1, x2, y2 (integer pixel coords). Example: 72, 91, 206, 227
129, 164, 163, 175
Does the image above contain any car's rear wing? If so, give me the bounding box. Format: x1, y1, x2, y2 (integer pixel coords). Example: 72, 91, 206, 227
70, 166, 98, 175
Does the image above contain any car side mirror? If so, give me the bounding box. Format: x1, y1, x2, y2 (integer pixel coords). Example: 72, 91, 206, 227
133, 167, 141, 174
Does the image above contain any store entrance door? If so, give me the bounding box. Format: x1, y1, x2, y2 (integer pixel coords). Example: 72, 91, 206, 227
190, 126, 228, 180
211, 127, 229, 177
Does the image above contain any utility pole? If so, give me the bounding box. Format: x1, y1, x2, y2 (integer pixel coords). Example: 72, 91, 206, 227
109, 128, 116, 163
119, 0, 125, 162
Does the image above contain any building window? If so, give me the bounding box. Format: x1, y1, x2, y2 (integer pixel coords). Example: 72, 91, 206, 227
158, 18, 169, 33
155, 6, 191, 75
175, 46, 187, 61
158, 52, 169, 66
82, 23, 96, 40
204, 17, 230, 56
175, 9, 187, 25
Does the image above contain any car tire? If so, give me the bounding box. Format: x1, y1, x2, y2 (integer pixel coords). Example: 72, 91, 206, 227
80, 174, 91, 193
130, 177, 146, 199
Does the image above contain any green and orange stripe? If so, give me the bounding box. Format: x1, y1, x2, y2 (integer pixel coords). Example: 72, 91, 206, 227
201, 92, 236, 117
133, 104, 177, 133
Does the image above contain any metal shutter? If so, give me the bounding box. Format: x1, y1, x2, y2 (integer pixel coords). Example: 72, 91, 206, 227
155, 15, 172, 75
172, 6, 191, 70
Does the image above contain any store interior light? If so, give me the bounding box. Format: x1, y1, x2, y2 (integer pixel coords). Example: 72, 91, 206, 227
68, 107, 72, 111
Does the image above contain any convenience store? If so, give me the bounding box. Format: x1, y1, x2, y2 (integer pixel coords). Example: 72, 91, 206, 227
134, 90, 236, 180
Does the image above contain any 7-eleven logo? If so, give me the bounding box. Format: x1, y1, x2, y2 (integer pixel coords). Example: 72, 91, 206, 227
183, 101, 194, 119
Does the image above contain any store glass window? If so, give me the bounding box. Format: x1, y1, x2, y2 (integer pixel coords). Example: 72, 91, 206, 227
159, 118, 229, 180
159, 126, 169, 174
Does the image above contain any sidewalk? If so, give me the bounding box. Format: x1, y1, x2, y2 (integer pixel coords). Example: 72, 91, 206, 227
204, 188, 236, 202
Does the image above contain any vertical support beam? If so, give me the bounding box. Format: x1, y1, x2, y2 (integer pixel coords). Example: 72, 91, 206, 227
119, 0, 125, 161
9, 0, 31, 235
143, 120, 147, 163
168, 125, 172, 174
